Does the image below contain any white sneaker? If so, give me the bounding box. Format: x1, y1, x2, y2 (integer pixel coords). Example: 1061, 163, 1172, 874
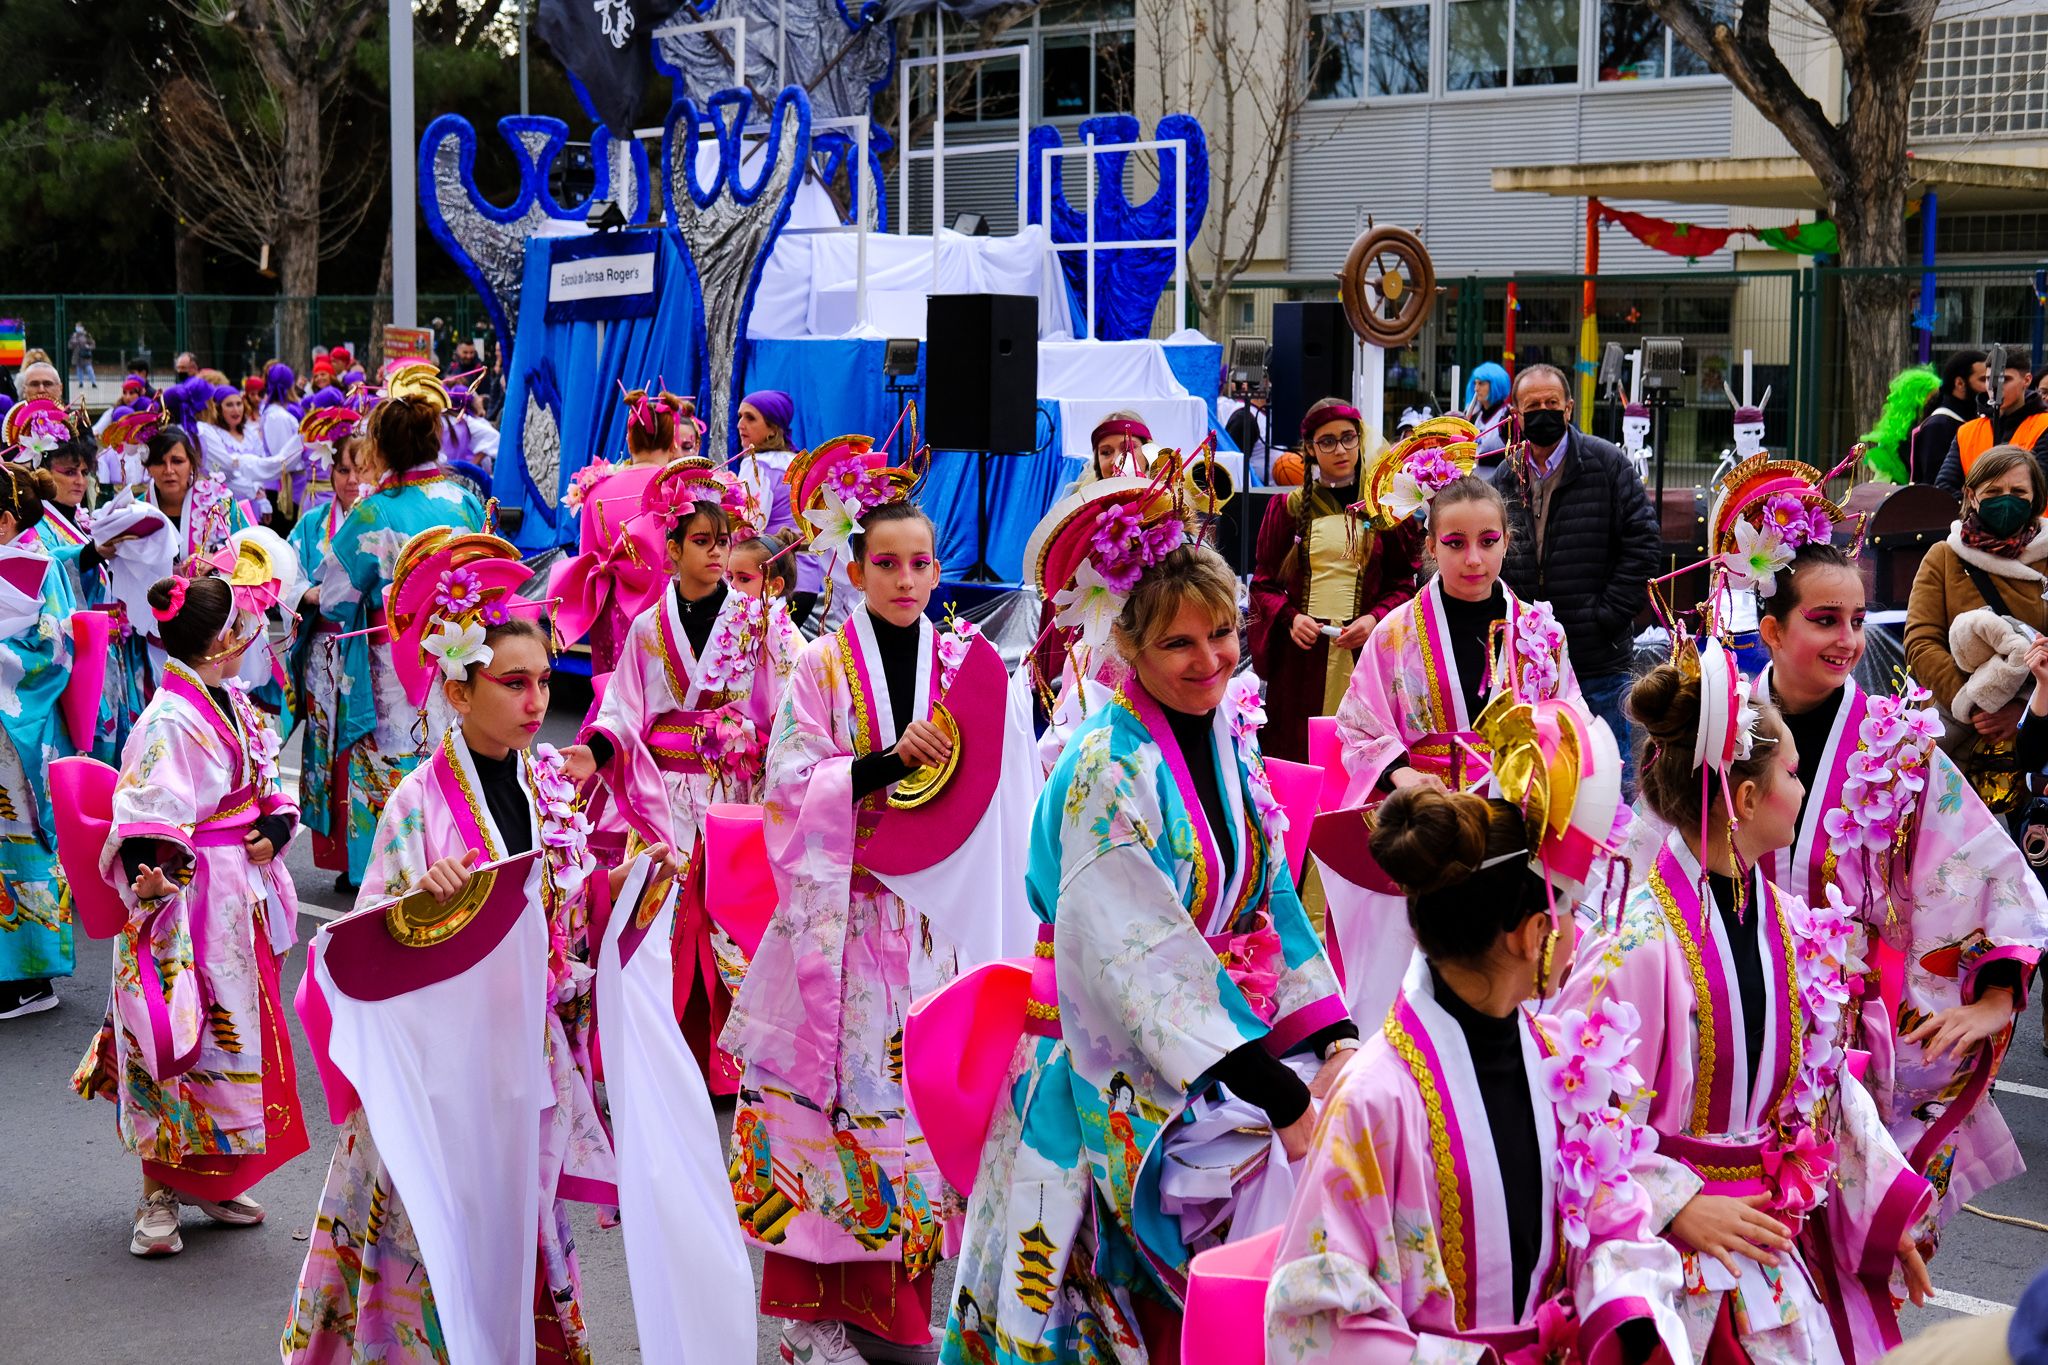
179, 1191, 265, 1226
130, 1189, 182, 1257
780, 1320, 872, 1364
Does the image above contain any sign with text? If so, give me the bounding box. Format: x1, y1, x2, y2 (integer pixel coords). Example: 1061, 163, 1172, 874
382, 326, 437, 364
545, 232, 661, 323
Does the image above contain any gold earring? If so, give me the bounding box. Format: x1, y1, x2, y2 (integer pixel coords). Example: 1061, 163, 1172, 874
1534, 924, 1561, 997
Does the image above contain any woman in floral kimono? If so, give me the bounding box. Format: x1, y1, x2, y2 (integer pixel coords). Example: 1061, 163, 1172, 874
940, 475, 1350, 1365
0, 463, 79, 1017
1249, 396, 1419, 764
1324, 424, 1577, 1029
29, 434, 139, 761
286, 550, 752, 1363
1267, 705, 1690, 1364
1564, 647, 1934, 1363
727, 432, 1039, 1365
554, 385, 692, 681
561, 456, 800, 1093
287, 418, 365, 887
72, 571, 307, 1257
316, 363, 486, 885
145, 426, 253, 566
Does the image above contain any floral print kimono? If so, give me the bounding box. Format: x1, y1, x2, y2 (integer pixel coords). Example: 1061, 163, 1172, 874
725, 603, 1038, 1339
316, 468, 485, 882
1564, 833, 1934, 1364
29, 501, 135, 760
1266, 957, 1689, 1364
1755, 669, 2047, 1228
284, 732, 614, 1365
583, 582, 803, 1091
560, 459, 666, 680
0, 535, 79, 981
71, 662, 308, 1199
941, 682, 1346, 1365
1326, 579, 1576, 1026
288, 495, 349, 873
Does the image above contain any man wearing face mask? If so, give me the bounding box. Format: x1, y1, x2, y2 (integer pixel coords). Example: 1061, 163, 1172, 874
1936, 352, 2048, 496
1488, 363, 1661, 794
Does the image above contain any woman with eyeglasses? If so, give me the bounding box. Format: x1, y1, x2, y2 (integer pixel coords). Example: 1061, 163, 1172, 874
1249, 396, 1420, 764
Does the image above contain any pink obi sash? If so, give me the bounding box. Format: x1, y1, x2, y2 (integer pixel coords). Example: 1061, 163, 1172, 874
647, 708, 717, 777
1021, 915, 1284, 1038
1658, 1130, 1772, 1200
1410, 730, 1491, 787
192, 782, 262, 846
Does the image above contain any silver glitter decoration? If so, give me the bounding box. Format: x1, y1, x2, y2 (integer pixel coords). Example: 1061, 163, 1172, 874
667, 90, 809, 459
523, 388, 563, 511
654, 0, 892, 124
425, 123, 645, 354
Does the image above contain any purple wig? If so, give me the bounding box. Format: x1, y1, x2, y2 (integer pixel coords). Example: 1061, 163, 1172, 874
264, 362, 296, 407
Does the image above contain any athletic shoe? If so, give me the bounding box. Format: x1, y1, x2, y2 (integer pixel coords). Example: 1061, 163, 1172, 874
0, 981, 57, 1019
179, 1191, 265, 1226
130, 1189, 183, 1257
845, 1326, 939, 1365
780, 1320, 872, 1364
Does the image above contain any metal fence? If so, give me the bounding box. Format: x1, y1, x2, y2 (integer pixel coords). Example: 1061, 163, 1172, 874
0, 294, 492, 402
1196, 261, 2048, 481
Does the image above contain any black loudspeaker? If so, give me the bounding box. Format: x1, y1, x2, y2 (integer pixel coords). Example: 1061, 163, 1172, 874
925, 293, 1039, 453
1270, 301, 1353, 446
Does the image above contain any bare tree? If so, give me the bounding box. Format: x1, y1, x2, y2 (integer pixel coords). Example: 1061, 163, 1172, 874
156, 0, 383, 358
1140, 0, 1338, 340
1648, 0, 1938, 442
872, 4, 1042, 214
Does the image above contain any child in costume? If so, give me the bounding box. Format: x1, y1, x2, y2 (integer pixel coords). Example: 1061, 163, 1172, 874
726, 431, 1038, 1365
72, 570, 307, 1257
286, 532, 753, 1363
1565, 643, 1934, 1362
1267, 700, 1689, 1364
287, 409, 367, 887
1323, 419, 1577, 1029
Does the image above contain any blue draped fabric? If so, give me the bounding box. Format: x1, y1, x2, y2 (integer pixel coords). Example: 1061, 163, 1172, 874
1027, 114, 1210, 342
495, 230, 702, 550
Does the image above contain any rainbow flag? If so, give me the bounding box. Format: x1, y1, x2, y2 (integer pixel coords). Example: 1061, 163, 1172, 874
0, 320, 23, 370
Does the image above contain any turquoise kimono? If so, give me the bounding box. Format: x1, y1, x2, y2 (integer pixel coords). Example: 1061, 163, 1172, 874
287, 496, 344, 860
941, 682, 1346, 1364
31, 506, 130, 760
315, 469, 484, 881
0, 537, 77, 981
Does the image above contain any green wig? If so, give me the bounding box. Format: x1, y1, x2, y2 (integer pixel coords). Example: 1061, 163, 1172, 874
1861, 365, 1939, 484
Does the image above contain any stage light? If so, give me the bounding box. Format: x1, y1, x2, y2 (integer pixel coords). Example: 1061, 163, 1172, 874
951, 212, 990, 237
884, 338, 921, 377
586, 198, 627, 233
1227, 335, 1269, 389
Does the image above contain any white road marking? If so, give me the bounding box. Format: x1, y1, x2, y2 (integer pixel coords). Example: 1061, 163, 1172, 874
300, 905, 345, 923
1928, 1287, 2013, 1316
1994, 1079, 2048, 1102
280, 767, 302, 783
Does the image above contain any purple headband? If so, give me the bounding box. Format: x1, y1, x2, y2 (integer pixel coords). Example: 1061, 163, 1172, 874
740, 389, 794, 434
1301, 402, 1363, 441
1090, 418, 1151, 448
211, 383, 237, 405
265, 362, 296, 405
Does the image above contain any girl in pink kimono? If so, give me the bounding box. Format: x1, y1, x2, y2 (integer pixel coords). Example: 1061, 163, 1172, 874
286, 542, 754, 1364
1753, 539, 2045, 1232
1326, 436, 1577, 1029
72, 572, 308, 1258
1564, 648, 1935, 1363
725, 433, 1038, 1365
562, 458, 803, 1094
1269, 727, 1690, 1365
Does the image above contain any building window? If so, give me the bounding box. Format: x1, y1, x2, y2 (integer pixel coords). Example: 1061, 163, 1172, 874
906, 3, 1132, 124
1913, 12, 2048, 139
1597, 0, 1720, 81
1448, 0, 1574, 91
1309, 3, 1430, 100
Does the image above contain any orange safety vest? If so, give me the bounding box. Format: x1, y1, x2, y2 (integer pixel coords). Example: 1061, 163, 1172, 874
1959, 411, 2048, 475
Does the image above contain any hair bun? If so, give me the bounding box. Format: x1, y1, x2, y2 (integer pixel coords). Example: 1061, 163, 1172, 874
1369, 786, 1493, 895
1628, 660, 1702, 753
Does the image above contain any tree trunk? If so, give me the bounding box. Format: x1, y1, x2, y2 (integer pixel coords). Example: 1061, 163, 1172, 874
275, 77, 324, 368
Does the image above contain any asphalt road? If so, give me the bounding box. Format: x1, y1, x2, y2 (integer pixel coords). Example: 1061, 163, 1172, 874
2, 693, 2043, 1360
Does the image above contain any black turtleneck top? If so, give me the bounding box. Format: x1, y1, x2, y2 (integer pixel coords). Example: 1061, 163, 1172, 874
469, 746, 534, 857
1440, 582, 1506, 722
1707, 870, 1767, 1092
1161, 703, 1235, 885
850, 612, 926, 801
1428, 964, 1541, 1319
676, 580, 727, 659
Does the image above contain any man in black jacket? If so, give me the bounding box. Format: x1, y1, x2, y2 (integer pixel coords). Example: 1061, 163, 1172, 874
1488, 363, 1661, 795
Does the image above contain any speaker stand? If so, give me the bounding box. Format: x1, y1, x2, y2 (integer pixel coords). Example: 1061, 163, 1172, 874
960, 450, 1003, 584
